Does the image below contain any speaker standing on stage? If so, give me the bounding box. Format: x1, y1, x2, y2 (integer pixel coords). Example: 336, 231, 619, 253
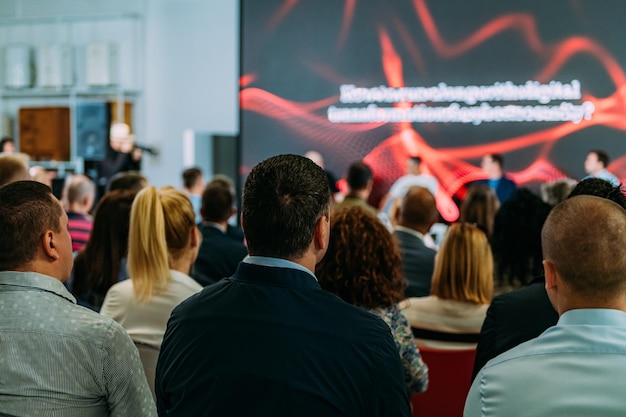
99, 122, 143, 189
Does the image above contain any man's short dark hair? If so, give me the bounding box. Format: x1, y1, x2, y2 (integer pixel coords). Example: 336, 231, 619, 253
106, 171, 147, 193
346, 161, 373, 191
409, 156, 422, 165
201, 184, 233, 222
589, 150, 610, 168
489, 153, 504, 168
0, 181, 63, 270
0, 137, 14, 152
182, 167, 203, 190
242, 154, 330, 259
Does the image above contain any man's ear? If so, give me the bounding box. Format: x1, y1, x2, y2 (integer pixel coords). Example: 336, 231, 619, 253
313, 214, 330, 252
544, 259, 558, 291
42, 230, 60, 261
190, 226, 200, 249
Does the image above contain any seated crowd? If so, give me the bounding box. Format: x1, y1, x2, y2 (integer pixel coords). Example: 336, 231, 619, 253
1, 146, 625, 417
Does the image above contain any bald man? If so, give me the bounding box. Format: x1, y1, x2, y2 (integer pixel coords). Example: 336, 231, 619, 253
393, 186, 438, 297
466, 195, 626, 417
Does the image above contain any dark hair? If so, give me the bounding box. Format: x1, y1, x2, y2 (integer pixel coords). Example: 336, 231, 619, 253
201, 184, 233, 222
316, 206, 404, 309
489, 153, 504, 168
399, 186, 437, 229
460, 184, 500, 237
71, 189, 137, 310
568, 178, 626, 207
242, 154, 330, 258
346, 161, 373, 191
0, 137, 14, 152
182, 167, 203, 190
409, 156, 422, 165
0, 181, 62, 270
106, 171, 147, 193
491, 188, 552, 287
589, 150, 610, 167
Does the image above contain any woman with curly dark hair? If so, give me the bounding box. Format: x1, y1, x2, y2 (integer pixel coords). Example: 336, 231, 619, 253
316, 206, 428, 395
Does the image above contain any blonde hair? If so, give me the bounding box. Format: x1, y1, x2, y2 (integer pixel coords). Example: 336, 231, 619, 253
431, 223, 493, 304
128, 186, 196, 302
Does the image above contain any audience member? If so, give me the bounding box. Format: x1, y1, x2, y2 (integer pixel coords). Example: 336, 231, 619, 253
333, 160, 377, 216
100, 187, 202, 392
0, 180, 155, 416
466, 195, 626, 417
107, 170, 148, 193
393, 186, 438, 297
0, 154, 30, 186
207, 174, 245, 242
400, 222, 493, 350
583, 149, 619, 186
316, 206, 428, 395
65, 174, 96, 252
476, 153, 516, 203
70, 189, 137, 311
0, 136, 15, 154
491, 188, 552, 291
156, 154, 410, 417
472, 178, 626, 378
540, 178, 577, 206
182, 166, 205, 224
381, 155, 438, 214
192, 184, 248, 286
459, 183, 499, 238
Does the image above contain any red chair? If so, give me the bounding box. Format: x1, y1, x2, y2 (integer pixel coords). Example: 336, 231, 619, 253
411, 347, 476, 417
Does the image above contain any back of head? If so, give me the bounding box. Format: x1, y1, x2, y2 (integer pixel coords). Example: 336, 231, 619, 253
491, 188, 551, 286
182, 167, 203, 191
107, 171, 148, 193
540, 179, 577, 206
242, 154, 330, 259
568, 178, 626, 208
72, 189, 137, 290
67, 175, 95, 206
460, 183, 500, 237
0, 181, 62, 271
346, 161, 373, 191
0, 154, 30, 186
128, 186, 196, 301
542, 195, 626, 300
201, 184, 234, 223
316, 206, 404, 309
432, 222, 493, 304
399, 185, 437, 230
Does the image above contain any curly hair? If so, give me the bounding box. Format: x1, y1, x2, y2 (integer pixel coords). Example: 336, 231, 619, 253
316, 206, 404, 309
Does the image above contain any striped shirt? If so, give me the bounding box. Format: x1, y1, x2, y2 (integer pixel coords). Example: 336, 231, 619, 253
67, 211, 93, 252
0, 271, 157, 417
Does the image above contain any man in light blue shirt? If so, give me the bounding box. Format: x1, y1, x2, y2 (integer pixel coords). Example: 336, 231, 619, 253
583, 149, 620, 186
0, 181, 156, 417
465, 195, 626, 417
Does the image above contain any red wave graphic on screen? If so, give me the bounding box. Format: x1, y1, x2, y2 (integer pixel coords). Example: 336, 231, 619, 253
242, 0, 626, 221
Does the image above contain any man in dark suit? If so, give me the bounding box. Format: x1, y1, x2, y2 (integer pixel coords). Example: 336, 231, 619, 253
477, 153, 516, 203
156, 154, 410, 417
192, 184, 248, 286
393, 186, 438, 297
472, 178, 626, 379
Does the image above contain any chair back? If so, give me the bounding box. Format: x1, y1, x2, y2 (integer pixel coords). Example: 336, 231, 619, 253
134, 341, 160, 400
411, 347, 476, 417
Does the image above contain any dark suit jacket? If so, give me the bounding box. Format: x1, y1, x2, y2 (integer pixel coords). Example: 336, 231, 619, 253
192, 224, 248, 286
472, 277, 559, 379
394, 229, 436, 298
476, 176, 517, 203
156, 262, 411, 417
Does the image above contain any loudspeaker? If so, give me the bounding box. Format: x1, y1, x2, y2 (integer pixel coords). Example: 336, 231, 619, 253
76, 102, 111, 160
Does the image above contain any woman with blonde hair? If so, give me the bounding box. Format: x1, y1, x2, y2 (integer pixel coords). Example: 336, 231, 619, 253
316, 206, 428, 395
400, 222, 493, 350
101, 186, 203, 394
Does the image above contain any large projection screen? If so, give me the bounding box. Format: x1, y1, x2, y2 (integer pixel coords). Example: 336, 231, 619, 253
240, 0, 626, 221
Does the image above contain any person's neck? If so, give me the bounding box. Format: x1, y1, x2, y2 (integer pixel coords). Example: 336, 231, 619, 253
399, 222, 429, 235
67, 203, 89, 215
169, 255, 193, 276
347, 189, 369, 200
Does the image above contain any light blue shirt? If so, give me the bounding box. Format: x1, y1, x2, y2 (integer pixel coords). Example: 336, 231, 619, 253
0, 271, 156, 417
583, 169, 620, 187
465, 309, 626, 417
243, 255, 317, 281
